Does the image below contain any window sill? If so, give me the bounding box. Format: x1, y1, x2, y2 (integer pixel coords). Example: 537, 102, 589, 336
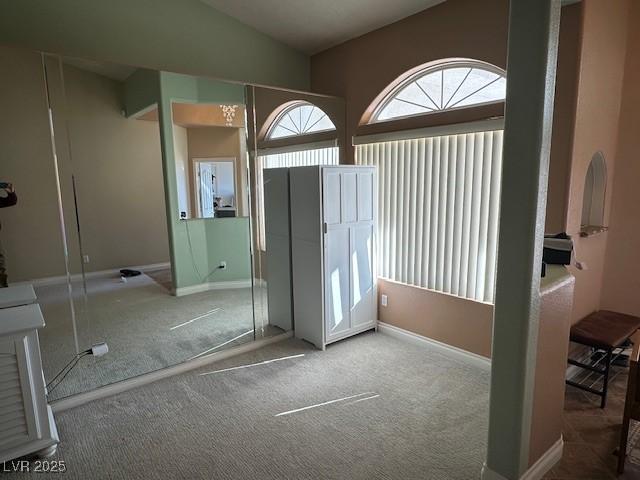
579, 225, 608, 237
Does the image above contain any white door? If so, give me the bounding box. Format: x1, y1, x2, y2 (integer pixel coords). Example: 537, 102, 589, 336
323, 167, 376, 342
198, 162, 215, 218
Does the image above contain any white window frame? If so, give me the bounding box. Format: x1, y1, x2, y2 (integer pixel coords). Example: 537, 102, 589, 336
370, 59, 506, 124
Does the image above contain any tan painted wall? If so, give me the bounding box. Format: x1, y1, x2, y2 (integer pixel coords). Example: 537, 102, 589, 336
565, 0, 630, 323
0, 47, 68, 281
529, 275, 575, 467
185, 127, 247, 217
377, 279, 494, 358
601, 0, 640, 318
0, 46, 170, 282
546, 3, 582, 234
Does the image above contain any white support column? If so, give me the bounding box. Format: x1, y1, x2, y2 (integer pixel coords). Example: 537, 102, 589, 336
482, 1, 561, 479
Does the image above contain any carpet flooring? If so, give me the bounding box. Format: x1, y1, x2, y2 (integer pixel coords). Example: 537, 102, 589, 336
35, 270, 274, 401
8, 332, 490, 480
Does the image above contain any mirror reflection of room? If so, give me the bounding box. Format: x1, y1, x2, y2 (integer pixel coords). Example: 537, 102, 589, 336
137, 101, 250, 220
0, 48, 263, 401
247, 87, 346, 333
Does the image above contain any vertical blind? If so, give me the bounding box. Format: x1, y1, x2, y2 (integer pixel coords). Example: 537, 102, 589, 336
257, 146, 339, 250
355, 130, 503, 303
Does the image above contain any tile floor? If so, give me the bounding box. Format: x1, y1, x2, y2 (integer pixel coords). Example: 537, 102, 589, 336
544, 365, 640, 479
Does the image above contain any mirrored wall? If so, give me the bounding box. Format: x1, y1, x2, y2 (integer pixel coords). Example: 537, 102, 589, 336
0, 44, 345, 401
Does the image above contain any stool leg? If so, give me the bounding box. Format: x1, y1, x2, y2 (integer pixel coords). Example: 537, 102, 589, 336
618, 414, 630, 474
601, 348, 612, 409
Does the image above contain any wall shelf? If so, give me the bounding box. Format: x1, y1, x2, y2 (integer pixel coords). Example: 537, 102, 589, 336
579, 225, 609, 237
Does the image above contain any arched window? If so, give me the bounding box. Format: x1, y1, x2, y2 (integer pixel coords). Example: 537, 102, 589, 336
267, 102, 336, 139
370, 59, 506, 123
581, 152, 607, 228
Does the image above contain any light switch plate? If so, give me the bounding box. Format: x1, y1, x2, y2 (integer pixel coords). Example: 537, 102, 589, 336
381, 294, 388, 307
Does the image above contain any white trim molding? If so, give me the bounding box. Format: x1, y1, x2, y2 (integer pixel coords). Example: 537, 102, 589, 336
173, 279, 252, 297
353, 118, 505, 146
481, 437, 563, 480
51, 331, 293, 413
521, 437, 564, 480
377, 322, 491, 370
480, 465, 509, 480
13, 262, 171, 288
257, 138, 338, 156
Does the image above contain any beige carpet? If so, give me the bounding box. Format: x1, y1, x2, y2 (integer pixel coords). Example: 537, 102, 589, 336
13, 332, 490, 479
35, 271, 274, 401
145, 267, 173, 292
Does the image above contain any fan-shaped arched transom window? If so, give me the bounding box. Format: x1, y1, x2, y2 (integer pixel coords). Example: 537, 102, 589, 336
267, 102, 336, 140
371, 60, 506, 123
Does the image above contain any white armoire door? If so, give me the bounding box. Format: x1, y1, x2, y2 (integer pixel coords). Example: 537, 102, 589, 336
350, 169, 376, 328
323, 167, 376, 343
323, 170, 352, 340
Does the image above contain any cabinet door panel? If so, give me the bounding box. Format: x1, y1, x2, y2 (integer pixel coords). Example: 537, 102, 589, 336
341, 172, 358, 223
357, 171, 374, 221
351, 224, 376, 327
352, 224, 374, 306
323, 172, 341, 225
325, 228, 351, 338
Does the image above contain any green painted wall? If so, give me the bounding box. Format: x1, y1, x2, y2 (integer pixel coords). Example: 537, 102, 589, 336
157, 72, 251, 290
0, 0, 309, 90
161, 72, 246, 105
123, 68, 160, 117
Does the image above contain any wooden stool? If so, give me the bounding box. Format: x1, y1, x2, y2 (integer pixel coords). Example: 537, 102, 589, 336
566, 310, 640, 408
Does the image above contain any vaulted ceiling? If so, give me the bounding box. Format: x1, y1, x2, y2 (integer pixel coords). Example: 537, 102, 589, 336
200, 0, 446, 54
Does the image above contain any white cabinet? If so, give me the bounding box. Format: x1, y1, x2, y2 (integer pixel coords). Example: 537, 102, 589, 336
288, 165, 377, 349
0, 286, 59, 463
263, 168, 293, 331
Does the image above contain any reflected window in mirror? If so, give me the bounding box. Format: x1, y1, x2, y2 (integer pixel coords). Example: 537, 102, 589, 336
266, 102, 336, 139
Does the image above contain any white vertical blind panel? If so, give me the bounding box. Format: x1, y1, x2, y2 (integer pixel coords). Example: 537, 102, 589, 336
355, 130, 503, 303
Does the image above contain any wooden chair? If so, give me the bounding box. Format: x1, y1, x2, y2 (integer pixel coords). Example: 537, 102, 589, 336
618, 347, 640, 474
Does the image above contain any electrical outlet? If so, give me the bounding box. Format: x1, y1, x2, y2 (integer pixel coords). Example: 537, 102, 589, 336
219, 261, 227, 270
381, 294, 388, 307
83, 254, 90, 264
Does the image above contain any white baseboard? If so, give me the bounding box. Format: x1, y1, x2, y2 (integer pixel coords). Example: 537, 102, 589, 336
480, 465, 509, 480
253, 278, 267, 288
51, 331, 293, 413
481, 437, 563, 480
377, 321, 491, 370
13, 262, 171, 288
173, 279, 252, 297
521, 437, 563, 480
